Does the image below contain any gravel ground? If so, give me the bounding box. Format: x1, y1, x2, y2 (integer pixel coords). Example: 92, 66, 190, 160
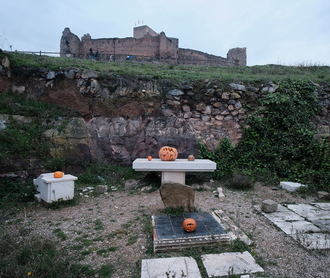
1, 183, 329, 278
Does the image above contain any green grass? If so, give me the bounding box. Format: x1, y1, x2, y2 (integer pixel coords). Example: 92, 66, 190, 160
94, 219, 104, 230
7, 52, 330, 82
0, 92, 79, 118
77, 162, 141, 187
96, 247, 118, 257
0, 233, 106, 278
52, 228, 67, 241
126, 235, 138, 246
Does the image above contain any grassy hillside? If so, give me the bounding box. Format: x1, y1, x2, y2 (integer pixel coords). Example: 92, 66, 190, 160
7, 52, 330, 82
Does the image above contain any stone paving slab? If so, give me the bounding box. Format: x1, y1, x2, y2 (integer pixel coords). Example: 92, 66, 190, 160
141, 257, 201, 278
287, 204, 330, 221
262, 205, 304, 222
280, 181, 305, 192
311, 219, 330, 232
201, 251, 264, 277
312, 202, 330, 210
294, 232, 330, 249
259, 203, 330, 249
274, 220, 320, 235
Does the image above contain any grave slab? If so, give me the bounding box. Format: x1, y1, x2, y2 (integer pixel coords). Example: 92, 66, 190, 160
141, 257, 201, 278
152, 212, 233, 252
201, 251, 264, 277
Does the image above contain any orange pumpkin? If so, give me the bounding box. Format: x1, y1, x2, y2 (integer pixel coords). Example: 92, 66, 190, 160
159, 146, 178, 161
182, 218, 197, 232
147, 156, 152, 161
188, 155, 195, 161
54, 171, 64, 178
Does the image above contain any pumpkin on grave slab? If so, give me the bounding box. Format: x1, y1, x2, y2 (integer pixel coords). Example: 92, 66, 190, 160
182, 218, 197, 232
159, 146, 178, 161
54, 171, 64, 178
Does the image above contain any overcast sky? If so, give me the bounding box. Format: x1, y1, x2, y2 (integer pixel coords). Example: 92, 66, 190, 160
0, 0, 329, 66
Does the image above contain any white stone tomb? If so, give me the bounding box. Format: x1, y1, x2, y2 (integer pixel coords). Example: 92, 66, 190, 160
34, 173, 77, 203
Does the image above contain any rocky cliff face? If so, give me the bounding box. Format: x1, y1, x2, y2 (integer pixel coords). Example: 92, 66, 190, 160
1, 57, 329, 169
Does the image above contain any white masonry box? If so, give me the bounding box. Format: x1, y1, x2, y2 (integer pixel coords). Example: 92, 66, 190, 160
33, 173, 77, 203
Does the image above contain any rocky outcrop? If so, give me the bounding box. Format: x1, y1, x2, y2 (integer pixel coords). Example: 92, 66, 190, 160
43, 117, 91, 163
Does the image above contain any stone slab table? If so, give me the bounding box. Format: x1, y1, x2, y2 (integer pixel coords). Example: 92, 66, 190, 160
132, 158, 216, 184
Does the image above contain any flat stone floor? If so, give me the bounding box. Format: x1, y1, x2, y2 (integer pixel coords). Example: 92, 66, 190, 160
141, 252, 263, 278
260, 203, 330, 249
202, 251, 264, 277
141, 256, 202, 278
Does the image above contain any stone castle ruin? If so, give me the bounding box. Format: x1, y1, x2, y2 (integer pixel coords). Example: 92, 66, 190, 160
60, 25, 246, 66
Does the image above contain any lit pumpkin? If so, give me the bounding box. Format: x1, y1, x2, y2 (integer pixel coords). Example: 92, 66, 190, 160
182, 218, 197, 232
159, 146, 178, 161
54, 171, 64, 178
147, 156, 152, 161
188, 155, 195, 161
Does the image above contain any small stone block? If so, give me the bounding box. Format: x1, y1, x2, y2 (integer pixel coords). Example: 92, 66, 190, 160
280, 181, 305, 192
317, 191, 330, 200
217, 187, 225, 201
141, 257, 201, 278
261, 199, 278, 213
95, 184, 108, 194
159, 183, 195, 212
202, 251, 264, 277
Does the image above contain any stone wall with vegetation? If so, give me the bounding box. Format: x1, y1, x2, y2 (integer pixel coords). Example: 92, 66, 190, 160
1, 53, 330, 192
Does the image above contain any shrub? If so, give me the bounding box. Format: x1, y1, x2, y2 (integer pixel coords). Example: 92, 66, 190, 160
199, 138, 236, 179
228, 172, 254, 190
200, 80, 330, 192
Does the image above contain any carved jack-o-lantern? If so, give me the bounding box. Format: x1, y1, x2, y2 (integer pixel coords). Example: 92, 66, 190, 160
159, 146, 178, 161
182, 218, 197, 232
54, 171, 64, 178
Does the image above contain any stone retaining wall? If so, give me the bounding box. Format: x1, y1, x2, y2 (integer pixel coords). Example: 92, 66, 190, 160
1, 60, 329, 167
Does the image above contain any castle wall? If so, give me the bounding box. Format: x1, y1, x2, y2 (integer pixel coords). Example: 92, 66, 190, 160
80, 37, 161, 58
178, 48, 229, 66
60, 26, 247, 66
159, 33, 178, 59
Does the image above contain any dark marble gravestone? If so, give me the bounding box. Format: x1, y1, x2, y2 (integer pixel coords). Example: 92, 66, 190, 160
152, 212, 233, 252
